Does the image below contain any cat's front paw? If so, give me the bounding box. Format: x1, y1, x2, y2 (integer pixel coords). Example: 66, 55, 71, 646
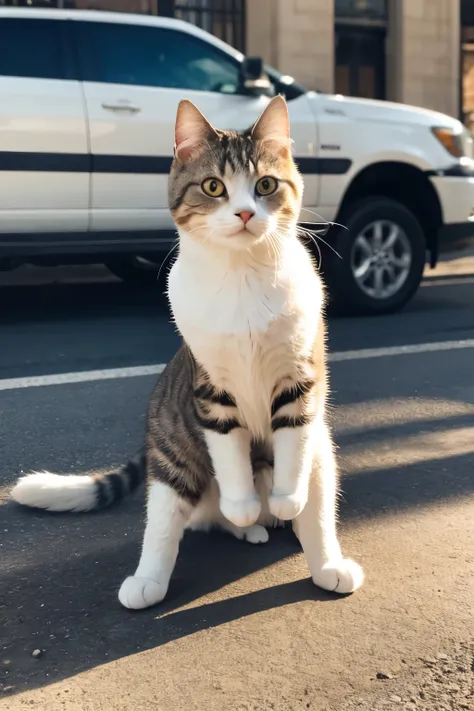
118, 576, 166, 610
220, 496, 261, 527
311, 559, 364, 595
268, 490, 307, 521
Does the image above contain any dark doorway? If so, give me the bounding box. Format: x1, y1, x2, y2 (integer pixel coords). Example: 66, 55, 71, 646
335, 0, 387, 100
335, 26, 386, 99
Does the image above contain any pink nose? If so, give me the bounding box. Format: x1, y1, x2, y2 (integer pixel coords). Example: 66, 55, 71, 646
236, 211, 254, 224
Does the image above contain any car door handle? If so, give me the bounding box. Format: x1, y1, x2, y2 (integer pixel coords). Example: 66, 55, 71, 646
101, 102, 141, 113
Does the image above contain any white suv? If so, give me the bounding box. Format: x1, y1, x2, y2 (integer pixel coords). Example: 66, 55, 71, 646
1, 8, 473, 314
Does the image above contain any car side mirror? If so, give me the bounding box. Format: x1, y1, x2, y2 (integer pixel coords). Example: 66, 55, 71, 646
240, 57, 275, 97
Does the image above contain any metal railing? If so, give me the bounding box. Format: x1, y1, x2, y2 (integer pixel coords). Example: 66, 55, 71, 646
173, 0, 245, 52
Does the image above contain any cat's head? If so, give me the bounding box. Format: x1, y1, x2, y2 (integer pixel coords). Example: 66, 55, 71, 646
168, 95, 303, 251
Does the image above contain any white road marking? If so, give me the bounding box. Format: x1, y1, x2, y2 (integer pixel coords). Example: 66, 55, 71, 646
0, 338, 474, 392
329, 338, 474, 362
0, 364, 165, 392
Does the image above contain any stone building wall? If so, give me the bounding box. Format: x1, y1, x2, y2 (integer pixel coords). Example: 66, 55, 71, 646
394, 0, 460, 116
246, 0, 334, 93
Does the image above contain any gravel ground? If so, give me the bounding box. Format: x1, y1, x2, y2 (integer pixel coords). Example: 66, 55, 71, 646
340, 642, 473, 711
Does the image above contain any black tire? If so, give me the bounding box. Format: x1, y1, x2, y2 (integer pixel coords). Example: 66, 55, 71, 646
105, 256, 162, 285
323, 197, 426, 316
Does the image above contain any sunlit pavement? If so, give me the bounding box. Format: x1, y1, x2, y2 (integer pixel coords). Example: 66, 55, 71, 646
1, 248, 473, 710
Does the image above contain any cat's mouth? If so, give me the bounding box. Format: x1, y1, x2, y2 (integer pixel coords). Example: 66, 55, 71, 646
229, 226, 254, 238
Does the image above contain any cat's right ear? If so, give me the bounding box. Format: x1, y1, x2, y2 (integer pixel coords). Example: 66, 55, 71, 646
174, 100, 218, 163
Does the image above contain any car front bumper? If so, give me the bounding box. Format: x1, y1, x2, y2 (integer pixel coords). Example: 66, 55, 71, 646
427, 163, 474, 255
437, 216, 474, 252
429, 172, 474, 223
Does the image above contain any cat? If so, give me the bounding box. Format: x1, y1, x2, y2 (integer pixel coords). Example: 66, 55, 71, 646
11, 96, 364, 610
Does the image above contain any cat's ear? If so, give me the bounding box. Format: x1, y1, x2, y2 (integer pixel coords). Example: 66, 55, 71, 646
251, 95, 292, 153
174, 100, 218, 163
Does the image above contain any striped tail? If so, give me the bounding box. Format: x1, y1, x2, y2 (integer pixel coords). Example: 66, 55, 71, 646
10, 455, 145, 513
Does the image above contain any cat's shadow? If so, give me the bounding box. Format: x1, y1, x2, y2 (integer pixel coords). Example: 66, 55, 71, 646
2, 503, 336, 697
154, 525, 339, 620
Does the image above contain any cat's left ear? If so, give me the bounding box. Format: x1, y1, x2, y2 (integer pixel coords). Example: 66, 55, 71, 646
251, 95, 292, 154
174, 100, 218, 163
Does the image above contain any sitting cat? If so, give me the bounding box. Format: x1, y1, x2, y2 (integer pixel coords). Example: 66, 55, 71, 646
11, 96, 364, 609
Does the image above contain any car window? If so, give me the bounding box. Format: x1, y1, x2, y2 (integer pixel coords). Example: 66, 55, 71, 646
0, 18, 66, 80
77, 22, 242, 95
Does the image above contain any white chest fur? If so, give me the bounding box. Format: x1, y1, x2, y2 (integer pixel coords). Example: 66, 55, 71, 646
168, 234, 323, 439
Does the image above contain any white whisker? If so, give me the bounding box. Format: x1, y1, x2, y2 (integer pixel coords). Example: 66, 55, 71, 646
274, 218, 343, 265
297, 226, 342, 262
300, 206, 326, 220
266, 230, 285, 285
301, 207, 349, 232
186, 224, 212, 236
295, 226, 323, 268
300, 207, 349, 231
157, 241, 180, 281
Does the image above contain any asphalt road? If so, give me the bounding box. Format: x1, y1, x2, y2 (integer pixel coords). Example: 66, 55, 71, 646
1, 252, 474, 711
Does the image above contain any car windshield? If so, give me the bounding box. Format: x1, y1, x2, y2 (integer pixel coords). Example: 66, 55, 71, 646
263, 64, 309, 100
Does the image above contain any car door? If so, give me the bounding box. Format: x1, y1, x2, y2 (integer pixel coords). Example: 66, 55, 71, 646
73, 18, 272, 234
0, 13, 89, 235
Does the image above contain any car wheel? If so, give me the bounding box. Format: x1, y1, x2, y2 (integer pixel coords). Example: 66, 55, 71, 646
105, 256, 163, 285
323, 197, 426, 315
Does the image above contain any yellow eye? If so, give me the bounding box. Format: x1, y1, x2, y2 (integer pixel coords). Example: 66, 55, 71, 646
201, 178, 226, 198
256, 176, 278, 196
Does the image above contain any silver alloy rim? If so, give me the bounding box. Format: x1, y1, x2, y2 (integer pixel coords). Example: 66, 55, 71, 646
350, 220, 412, 300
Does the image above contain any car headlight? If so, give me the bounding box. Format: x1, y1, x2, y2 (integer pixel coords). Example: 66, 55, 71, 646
431, 126, 471, 158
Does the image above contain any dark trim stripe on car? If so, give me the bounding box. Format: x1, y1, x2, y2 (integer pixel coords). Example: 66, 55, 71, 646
425, 161, 474, 178
296, 157, 352, 175
0, 152, 352, 176
0, 151, 90, 173
0, 229, 178, 258
93, 155, 172, 174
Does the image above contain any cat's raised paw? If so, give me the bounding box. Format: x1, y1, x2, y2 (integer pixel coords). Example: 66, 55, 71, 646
118, 576, 166, 610
220, 496, 261, 527
311, 559, 364, 595
268, 491, 306, 521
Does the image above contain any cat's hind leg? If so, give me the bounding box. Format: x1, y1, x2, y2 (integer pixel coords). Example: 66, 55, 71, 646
188, 479, 269, 544
119, 480, 191, 610
218, 518, 269, 544
293, 421, 364, 594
